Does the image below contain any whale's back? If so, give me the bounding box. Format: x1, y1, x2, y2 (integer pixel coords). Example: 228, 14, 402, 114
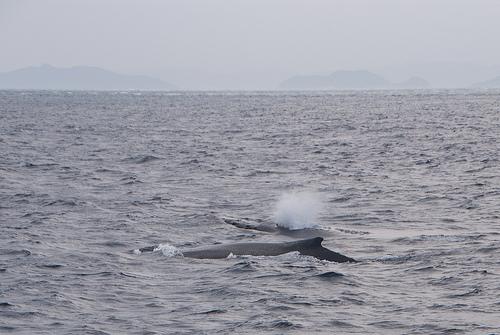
181, 237, 355, 263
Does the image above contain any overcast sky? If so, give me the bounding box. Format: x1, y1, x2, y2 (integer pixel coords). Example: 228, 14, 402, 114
2, 0, 500, 89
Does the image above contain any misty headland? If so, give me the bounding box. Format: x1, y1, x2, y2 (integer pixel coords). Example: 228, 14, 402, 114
0, 64, 176, 91
3, 65, 500, 91
279, 70, 430, 90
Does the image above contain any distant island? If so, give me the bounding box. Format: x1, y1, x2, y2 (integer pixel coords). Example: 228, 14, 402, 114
472, 75, 500, 88
279, 70, 430, 90
0, 64, 176, 90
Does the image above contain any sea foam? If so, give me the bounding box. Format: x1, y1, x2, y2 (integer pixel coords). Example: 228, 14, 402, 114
153, 244, 183, 257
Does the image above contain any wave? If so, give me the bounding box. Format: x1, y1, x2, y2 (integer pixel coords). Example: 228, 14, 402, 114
23, 162, 58, 169
124, 155, 161, 164
391, 234, 485, 244
0, 249, 31, 258
377, 248, 463, 263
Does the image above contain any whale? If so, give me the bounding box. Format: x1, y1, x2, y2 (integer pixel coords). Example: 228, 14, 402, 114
139, 237, 356, 263
222, 217, 335, 238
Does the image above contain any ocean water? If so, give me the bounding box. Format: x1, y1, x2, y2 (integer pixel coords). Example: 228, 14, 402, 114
1, 90, 499, 334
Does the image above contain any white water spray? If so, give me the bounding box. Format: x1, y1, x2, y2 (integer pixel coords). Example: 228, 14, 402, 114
273, 191, 324, 230
153, 244, 183, 257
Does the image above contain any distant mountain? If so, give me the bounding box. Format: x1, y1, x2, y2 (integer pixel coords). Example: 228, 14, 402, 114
0, 64, 176, 90
279, 70, 430, 90
472, 76, 500, 88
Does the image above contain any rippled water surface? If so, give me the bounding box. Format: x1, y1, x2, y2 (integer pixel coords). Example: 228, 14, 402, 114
1, 90, 500, 334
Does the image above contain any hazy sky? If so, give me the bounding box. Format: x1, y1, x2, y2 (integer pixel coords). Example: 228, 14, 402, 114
2, 0, 500, 89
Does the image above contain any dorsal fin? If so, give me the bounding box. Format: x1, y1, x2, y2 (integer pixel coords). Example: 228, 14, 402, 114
291, 237, 324, 249
293, 237, 357, 263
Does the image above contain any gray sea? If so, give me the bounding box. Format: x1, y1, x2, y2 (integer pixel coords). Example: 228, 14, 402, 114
1, 90, 499, 334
